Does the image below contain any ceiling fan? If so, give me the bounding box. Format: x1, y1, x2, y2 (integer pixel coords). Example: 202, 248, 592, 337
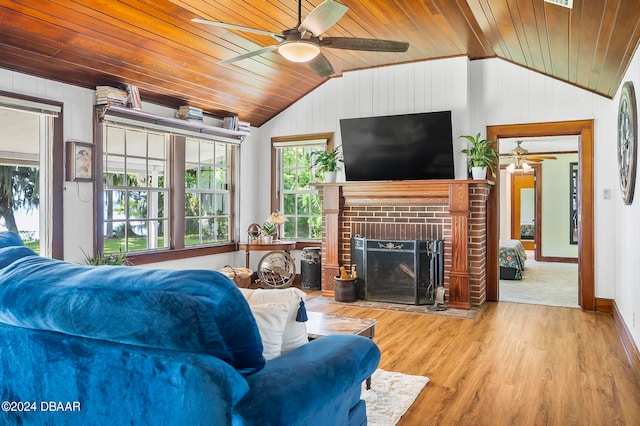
505, 141, 557, 172
192, 0, 409, 77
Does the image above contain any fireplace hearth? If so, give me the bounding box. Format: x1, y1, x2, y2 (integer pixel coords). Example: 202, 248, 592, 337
351, 237, 444, 305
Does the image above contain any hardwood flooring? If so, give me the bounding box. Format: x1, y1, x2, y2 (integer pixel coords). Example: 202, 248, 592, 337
306, 298, 640, 425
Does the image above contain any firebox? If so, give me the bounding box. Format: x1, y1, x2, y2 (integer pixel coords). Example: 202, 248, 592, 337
351, 237, 444, 305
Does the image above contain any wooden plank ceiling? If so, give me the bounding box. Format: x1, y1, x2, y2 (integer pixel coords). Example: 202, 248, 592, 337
0, 0, 638, 127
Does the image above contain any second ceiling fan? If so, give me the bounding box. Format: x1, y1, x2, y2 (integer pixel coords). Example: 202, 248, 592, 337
506, 140, 557, 172
193, 0, 410, 77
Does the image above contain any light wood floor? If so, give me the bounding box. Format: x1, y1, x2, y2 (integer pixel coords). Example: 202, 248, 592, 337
307, 297, 640, 425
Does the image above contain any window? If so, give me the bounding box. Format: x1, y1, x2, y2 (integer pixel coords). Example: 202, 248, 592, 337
185, 138, 231, 245
272, 133, 333, 240
0, 93, 63, 258
102, 124, 169, 253
98, 109, 240, 257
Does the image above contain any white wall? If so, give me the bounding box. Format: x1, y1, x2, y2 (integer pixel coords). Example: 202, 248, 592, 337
540, 153, 579, 258
613, 47, 640, 350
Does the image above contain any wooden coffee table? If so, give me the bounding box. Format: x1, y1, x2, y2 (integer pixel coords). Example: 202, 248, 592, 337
306, 311, 377, 389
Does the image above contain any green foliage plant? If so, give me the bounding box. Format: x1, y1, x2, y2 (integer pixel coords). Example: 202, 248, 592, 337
261, 221, 277, 236
82, 248, 131, 266
309, 146, 344, 173
459, 133, 499, 177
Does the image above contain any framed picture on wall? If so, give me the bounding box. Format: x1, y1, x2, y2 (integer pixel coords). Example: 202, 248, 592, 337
66, 140, 93, 182
569, 162, 578, 245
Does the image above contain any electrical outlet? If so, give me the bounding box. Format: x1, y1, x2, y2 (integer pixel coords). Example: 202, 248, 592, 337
603, 188, 611, 200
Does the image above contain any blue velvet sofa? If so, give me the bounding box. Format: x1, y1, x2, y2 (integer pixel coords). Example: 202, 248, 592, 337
0, 232, 380, 425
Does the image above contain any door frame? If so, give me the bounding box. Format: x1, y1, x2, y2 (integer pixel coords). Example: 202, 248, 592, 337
509, 168, 537, 251
486, 120, 595, 310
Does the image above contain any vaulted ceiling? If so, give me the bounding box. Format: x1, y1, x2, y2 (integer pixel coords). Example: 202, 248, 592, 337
1, 0, 639, 127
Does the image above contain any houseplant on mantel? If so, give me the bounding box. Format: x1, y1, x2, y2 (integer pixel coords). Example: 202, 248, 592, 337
460, 133, 498, 180
310, 146, 343, 183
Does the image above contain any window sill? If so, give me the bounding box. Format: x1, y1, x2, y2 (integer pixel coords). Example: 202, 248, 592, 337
127, 243, 238, 265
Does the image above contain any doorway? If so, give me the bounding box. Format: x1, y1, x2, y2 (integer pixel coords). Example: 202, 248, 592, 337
486, 120, 595, 311
510, 170, 536, 251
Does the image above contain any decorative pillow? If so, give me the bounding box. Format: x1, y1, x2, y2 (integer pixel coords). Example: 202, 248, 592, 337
240, 288, 309, 355
249, 303, 289, 361
0, 232, 24, 248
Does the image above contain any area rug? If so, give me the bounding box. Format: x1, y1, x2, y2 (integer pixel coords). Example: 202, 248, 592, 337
364, 369, 429, 426
305, 295, 479, 319
500, 257, 579, 308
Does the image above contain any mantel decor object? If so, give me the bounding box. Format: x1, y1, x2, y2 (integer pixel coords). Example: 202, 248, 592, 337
66, 140, 93, 182
617, 81, 637, 205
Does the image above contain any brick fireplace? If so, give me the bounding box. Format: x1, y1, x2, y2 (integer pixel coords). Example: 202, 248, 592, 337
317, 180, 492, 309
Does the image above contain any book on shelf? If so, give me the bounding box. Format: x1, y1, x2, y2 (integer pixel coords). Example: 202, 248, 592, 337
126, 84, 142, 110
95, 86, 128, 106
177, 105, 203, 121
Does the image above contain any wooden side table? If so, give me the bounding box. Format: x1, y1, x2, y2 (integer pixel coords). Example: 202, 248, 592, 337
238, 241, 296, 268
306, 311, 377, 389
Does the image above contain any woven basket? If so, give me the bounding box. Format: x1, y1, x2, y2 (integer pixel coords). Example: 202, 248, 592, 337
219, 265, 253, 288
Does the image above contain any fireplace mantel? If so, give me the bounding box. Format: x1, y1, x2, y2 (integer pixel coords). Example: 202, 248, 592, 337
316, 179, 492, 309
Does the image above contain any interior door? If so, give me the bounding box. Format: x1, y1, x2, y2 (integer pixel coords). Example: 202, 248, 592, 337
511, 172, 536, 250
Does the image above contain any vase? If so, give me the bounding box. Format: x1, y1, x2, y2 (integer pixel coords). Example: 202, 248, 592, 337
263, 235, 273, 244
471, 166, 487, 180
324, 171, 337, 183
334, 276, 357, 302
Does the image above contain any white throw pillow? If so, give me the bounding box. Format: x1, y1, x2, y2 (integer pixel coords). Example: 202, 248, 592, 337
249, 303, 289, 361
242, 288, 309, 355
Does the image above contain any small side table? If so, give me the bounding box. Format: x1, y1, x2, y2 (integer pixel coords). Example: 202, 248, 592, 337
306, 311, 377, 389
238, 241, 296, 268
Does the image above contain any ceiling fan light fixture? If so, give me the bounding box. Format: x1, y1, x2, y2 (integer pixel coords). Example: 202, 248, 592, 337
278, 40, 320, 62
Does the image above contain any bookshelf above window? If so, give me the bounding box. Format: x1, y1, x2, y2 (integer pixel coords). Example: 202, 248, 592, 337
96, 105, 249, 144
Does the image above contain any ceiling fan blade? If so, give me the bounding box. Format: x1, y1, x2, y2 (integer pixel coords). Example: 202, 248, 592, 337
219, 45, 279, 64
299, 0, 348, 36
192, 18, 283, 42
321, 37, 409, 52
308, 53, 334, 77
524, 155, 558, 161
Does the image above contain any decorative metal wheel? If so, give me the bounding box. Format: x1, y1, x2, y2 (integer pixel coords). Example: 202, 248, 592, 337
257, 250, 296, 289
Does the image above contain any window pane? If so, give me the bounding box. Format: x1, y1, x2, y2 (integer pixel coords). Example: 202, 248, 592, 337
147, 133, 165, 159
185, 139, 199, 164
215, 167, 227, 190
128, 191, 148, 219
148, 158, 166, 188
128, 222, 148, 250
200, 141, 215, 165
201, 193, 215, 216
215, 193, 228, 215
185, 218, 199, 244
283, 194, 296, 216
297, 194, 309, 215
126, 128, 147, 157
311, 216, 322, 239
284, 218, 296, 238
185, 167, 198, 189
200, 166, 214, 190
297, 217, 310, 239
106, 126, 125, 155
201, 218, 216, 244
185, 192, 199, 216
310, 193, 322, 215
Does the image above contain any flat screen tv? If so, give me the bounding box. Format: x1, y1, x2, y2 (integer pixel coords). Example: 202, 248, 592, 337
339, 111, 454, 181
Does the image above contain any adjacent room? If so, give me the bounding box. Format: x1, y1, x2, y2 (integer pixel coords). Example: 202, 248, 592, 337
1, 1, 640, 425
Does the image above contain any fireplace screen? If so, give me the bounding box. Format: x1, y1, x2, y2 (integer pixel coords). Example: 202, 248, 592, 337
351, 237, 444, 305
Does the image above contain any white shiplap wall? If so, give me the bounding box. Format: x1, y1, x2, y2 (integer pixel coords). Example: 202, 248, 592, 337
613, 49, 640, 350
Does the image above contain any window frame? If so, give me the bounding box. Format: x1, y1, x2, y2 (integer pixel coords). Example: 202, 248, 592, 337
271, 132, 333, 246
95, 107, 241, 264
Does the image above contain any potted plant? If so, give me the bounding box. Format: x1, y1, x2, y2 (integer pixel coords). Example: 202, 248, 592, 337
459, 133, 498, 180
261, 221, 276, 243
310, 146, 344, 183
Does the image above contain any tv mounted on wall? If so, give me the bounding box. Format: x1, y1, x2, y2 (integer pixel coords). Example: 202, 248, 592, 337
339, 111, 454, 181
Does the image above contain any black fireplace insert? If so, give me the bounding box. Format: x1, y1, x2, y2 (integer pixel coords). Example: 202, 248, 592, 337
351, 237, 444, 305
